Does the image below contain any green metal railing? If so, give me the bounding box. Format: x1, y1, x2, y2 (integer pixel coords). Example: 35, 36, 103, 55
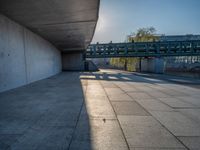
86, 40, 200, 58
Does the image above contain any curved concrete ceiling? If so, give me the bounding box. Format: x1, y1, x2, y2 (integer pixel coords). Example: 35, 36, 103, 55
0, 0, 100, 51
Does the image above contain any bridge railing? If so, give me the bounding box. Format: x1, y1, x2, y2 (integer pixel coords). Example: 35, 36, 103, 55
86, 40, 200, 58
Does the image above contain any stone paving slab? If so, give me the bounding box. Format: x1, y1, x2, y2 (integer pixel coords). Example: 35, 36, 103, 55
128, 92, 154, 100
119, 87, 140, 92
0, 73, 84, 150
84, 98, 116, 119
1, 69, 200, 150
107, 93, 133, 101
158, 97, 196, 108
133, 148, 186, 150
178, 109, 200, 124
158, 89, 188, 97
112, 101, 150, 116
135, 99, 174, 112
69, 112, 128, 150
118, 116, 185, 149
11, 126, 72, 150
176, 96, 200, 106
147, 91, 172, 98
150, 111, 200, 136
178, 136, 200, 150
85, 93, 108, 100
134, 86, 157, 92
104, 87, 125, 95
0, 134, 21, 150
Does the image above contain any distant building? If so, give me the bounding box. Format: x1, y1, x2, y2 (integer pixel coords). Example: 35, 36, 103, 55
158, 34, 200, 72
159, 34, 200, 41
126, 34, 200, 42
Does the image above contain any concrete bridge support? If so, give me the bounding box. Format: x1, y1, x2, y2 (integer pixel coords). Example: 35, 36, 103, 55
62, 52, 98, 71
140, 57, 165, 74
62, 52, 85, 71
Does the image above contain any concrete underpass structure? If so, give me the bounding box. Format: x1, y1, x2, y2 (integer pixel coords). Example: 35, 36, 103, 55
140, 57, 165, 74
0, 0, 100, 92
1, 2, 200, 150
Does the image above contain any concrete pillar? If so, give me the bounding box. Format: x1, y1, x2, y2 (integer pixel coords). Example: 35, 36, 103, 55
62, 52, 85, 71
62, 52, 98, 71
141, 57, 164, 74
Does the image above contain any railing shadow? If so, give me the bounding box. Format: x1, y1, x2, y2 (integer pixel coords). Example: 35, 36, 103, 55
80, 70, 165, 84
80, 69, 200, 87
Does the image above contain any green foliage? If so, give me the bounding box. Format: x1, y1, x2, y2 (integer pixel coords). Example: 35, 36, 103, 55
110, 58, 124, 69
110, 27, 159, 71
126, 57, 139, 71
129, 27, 159, 42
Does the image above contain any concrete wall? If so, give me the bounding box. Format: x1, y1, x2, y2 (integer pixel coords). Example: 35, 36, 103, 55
141, 57, 164, 74
62, 52, 85, 71
0, 14, 62, 92
87, 60, 99, 71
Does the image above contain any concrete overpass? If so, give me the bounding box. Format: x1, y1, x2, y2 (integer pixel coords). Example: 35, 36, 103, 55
0, 0, 100, 92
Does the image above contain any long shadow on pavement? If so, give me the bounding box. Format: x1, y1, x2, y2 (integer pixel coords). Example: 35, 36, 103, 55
0, 72, 92, 150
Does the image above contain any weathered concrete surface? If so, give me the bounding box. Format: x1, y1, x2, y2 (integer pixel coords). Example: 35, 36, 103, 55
1, 69, 200, 149
0, 0, 100, 91
141, 57, 165, 73
62, 52, 98, 71
62, 52, 85, 71
0, 0, 100, 51
0, 14, 61, 92
0, 72, 84, 150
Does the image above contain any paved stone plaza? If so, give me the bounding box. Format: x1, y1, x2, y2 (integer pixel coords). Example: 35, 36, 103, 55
0, 69, 200, 150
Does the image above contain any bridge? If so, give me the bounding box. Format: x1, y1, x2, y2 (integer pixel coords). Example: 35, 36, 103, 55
1, 1, 200, 150
86, 40, 200, 58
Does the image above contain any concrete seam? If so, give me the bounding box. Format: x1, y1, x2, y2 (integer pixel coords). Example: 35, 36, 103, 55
97, 72, 131, 150
67, 79, 87, 150
23, 28, 28, 84
35, 19, 97, 27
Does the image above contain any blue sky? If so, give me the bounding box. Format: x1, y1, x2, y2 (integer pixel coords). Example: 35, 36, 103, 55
92, 0, 200, 43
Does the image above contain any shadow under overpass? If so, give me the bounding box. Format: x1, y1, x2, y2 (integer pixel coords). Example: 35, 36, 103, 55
0, 72, 92, 150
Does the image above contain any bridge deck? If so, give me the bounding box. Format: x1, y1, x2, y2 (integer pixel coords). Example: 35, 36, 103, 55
0, 69, 200, 149
86, 40, 200, 58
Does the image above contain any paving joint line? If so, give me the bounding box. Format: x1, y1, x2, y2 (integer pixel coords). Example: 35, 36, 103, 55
97, 73, 131, 150
113, 78, 190, 150
67, 78, 87, 150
